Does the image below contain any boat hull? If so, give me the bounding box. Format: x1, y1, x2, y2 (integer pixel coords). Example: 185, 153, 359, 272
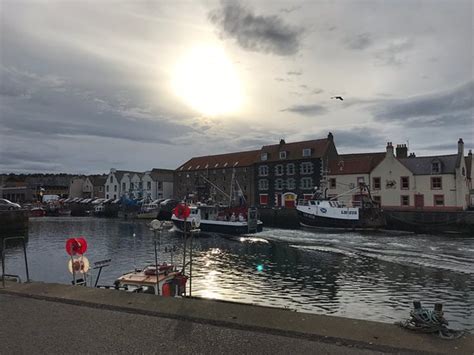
297, 208, 385, 230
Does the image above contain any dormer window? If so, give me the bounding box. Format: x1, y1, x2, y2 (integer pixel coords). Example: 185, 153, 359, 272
302, 148, 311, 157
431, 161, 441, 174
261, 153, 268, 161
279, 151, 287, 159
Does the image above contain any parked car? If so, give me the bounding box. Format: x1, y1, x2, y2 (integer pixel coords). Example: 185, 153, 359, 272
0, 198, 21, 210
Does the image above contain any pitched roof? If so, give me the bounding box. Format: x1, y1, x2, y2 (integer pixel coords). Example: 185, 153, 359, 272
88, 175, 107, 186
399, 154, 458, 175
260, 138, 330, 163
328, 153, 385, 175
176, 150, 260, 171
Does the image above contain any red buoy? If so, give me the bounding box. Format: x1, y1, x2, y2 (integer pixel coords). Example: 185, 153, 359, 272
172, 203, 190, 219
65, 237, 88, 256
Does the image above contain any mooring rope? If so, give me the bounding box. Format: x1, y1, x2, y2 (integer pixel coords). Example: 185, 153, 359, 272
397, 305, 465, 339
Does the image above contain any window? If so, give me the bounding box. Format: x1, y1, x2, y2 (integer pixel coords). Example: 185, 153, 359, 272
275, 164, 284, 176
300, 162, 313, 174
122, 183, 126, 191
261, 153, 268, 161
258, 165, 268, 176
431, 177, 442, 189
275, 178, 284, 190
99, 186, 103, 192
147, 181, 151, 190
401, 195, 410, 206
258, 179, 268, 190
302, 148, 311, 157
113, 194, 117, 199
357, 177, 365, 186
373, 177, 381, 190
329, 178, 336, 189
300, 177, 313, 189
373, 196, 381, 205
157, 181, 162, 190
259, 194, 268, 205
286, 163, 295, 175
286, 178, 296, 190
434, 195, 444, 206
400, 176, 409, 190
114, 185, 117, 192
462, 167, 466, 176
139, 182, 143, 189
110, 176, 113, 183
431, 161, 441, 173
279, 151, 287, 159
106, 185, 109, 192
106, 194, 109, 199
303, 194, 313, 200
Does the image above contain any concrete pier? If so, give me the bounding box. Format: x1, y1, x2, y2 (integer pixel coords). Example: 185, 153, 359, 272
1, 282, 472, 354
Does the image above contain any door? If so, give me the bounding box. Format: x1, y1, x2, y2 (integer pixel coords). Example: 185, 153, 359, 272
414, 194, 424, 209
283, 193, 297, 208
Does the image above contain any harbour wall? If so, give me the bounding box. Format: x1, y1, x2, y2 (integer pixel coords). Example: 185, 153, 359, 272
0, 281, 472, 354
259, 207, 474, 234
0, 210, 29, 237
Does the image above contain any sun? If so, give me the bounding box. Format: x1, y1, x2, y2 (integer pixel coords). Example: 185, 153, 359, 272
172, 45, 243, 116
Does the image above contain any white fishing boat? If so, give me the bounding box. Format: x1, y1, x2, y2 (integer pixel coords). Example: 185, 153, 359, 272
296, 185, 386, 230
136, 200, 161, 219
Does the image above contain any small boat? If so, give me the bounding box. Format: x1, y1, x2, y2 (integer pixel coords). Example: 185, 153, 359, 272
114, 263, 187, 296
172, 204, 263, 235
136, 201, 160, 219
296, 186, 386, 230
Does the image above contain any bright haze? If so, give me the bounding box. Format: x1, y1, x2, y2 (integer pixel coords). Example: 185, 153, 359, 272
0, 0, 472, 174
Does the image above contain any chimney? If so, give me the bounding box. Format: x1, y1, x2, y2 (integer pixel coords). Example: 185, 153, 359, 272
409, 152, 416, 158
279, 139, 286, 145
458, 138, 464, 156
469, 149, 472, 157
396, 144, 408, 158
328, 132, 334, 141
386, 142, 394, 157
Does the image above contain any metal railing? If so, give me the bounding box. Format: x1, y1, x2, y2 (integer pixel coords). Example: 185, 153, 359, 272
1, 236, 30, 288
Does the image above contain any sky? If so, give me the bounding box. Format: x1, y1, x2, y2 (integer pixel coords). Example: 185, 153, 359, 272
0, 0, 472, 174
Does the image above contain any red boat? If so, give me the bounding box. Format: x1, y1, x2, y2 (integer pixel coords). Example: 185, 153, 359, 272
30, 207, 46, 217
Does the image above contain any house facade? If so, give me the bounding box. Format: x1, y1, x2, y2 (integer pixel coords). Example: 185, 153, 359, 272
83, 175, 106, 198
255, 134, 338, 208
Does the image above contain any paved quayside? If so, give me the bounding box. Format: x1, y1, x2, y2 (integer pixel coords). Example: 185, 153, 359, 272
1, 282, 472, 354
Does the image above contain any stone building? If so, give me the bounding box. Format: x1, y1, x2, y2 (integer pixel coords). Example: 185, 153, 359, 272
175, 150, 259, 205
255, 134, 338, 208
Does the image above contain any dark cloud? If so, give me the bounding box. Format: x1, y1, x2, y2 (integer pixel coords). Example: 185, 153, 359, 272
209, 1, 303, 56
281, 104, 328, 116
371, 80, 473, 126
344, 33, 373, 50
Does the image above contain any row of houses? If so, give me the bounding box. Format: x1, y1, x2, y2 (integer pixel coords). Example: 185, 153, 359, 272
175, 134, 473, 211
2, 133, 472, 211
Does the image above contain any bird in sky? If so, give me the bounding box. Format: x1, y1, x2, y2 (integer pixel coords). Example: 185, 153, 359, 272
331, 96, 344, 101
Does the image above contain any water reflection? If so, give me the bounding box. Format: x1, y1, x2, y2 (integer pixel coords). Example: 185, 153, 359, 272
2, 217, 473, 332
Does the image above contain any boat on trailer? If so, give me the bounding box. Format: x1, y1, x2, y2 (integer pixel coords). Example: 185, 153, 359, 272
296, 185, 386, 230
172, 204, 263, 235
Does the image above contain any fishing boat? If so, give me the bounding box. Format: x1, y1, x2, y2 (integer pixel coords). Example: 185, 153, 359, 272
171, 204, 262, 235
136, 200, 161, 219
29, 207, 46, 217
296, 185, 386, 230
114, 263, 187, 296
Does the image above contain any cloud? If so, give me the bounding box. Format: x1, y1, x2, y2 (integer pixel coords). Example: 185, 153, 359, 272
344, 33, 373, 50
279, 5, 301, 14
209, 1, 303, 56
311, 88, 324, 95
281, 104, 328, 116
287, 71, 302, 76
374, 38, 413, 66
371, 80, 473, 127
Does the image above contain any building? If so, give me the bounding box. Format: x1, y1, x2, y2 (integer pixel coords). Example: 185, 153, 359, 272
175, 150, 259, 205
326, 152, 385, 206
83, 175, 107, 198
255, 134, 338, 208
69, 177, 85, 198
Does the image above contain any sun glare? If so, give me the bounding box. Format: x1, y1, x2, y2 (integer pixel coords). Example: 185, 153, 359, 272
172, 45, 243, 116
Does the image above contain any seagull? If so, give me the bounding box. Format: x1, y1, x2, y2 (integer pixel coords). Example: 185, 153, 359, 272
331, 96, 344, 101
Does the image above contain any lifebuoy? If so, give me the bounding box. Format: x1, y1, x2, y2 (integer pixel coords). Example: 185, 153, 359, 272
173, 203, 190, 219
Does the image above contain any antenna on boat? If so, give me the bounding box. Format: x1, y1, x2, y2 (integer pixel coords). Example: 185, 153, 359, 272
133, 233, 136, 270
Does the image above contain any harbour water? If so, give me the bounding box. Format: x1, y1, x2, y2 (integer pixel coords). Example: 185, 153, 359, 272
3, 217, 473, 332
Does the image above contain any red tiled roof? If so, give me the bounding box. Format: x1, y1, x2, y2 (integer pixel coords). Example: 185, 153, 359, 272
328, 152, 385, 175
260, 138, 330, 162
176, 150, 260, 171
